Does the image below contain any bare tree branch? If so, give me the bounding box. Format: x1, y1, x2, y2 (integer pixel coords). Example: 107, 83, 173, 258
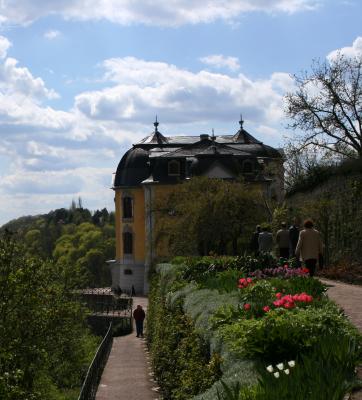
285, 54, 362, 158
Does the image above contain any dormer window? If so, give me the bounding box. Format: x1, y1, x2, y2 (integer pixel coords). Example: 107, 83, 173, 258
243, 160, 253, 173
168, 160, 180, 176
122, 195, 133, 219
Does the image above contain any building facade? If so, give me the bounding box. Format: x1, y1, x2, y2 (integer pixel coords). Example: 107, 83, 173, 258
109, 118, 284, 294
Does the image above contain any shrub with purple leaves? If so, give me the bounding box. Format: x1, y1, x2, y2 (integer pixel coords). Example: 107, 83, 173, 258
250, 266, 309, 279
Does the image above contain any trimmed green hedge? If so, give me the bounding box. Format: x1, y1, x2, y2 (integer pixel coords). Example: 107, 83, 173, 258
147, 269, 221, 400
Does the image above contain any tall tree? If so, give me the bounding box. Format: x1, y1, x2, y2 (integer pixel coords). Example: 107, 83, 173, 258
0, 234, 97, 399
285, 54, 362, 158
154, 177, 266, 256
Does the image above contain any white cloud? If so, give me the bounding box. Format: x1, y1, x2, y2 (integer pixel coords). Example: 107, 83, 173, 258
74, 57, 290, 128
0, 35, 11, 59
0, 35, 294, 225
0, 57, 59, 100
200, 55, 240, 72
44, 29, 61, 40
0, 0, 319, 27
327, 36, 362, 61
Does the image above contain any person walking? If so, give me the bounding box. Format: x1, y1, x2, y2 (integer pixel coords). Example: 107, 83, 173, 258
289, 219, 300, 257
133, 305, 146, 338
258, 226, 273, 254
295, 219, 323, 277
276, 222, 290, 259
250, 225, 261, 256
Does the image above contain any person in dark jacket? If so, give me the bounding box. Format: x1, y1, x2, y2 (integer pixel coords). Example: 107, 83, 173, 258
258, 226, 273, 254
250, 225, 261, 256
276, 222, 290, 259
289, 219, 300, 257
133, 305, 146, 338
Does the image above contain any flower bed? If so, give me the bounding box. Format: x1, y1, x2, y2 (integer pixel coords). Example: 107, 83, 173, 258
147, 257, 362, 400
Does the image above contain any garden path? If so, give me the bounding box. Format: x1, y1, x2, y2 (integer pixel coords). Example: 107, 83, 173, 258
95, 296, 159, 400
321, 278, 362, 400
321, 278, 362, 332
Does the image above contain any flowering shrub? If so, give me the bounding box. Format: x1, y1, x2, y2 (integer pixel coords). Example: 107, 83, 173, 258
238, 280, 315, 317
220, 302, 360, 362
273, 292, 313, 309
238, 277, 253, 289
249, 266, 309, 279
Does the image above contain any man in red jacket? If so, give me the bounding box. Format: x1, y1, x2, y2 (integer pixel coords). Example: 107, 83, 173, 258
133, 305, 146, 338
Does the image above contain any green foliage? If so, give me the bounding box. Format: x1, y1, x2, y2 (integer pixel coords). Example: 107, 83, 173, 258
239, 280, 275, 317
147, 274, 221, 400
0, 235, 99, 400
199, 269, 241, 293
53, 222, 114, 287
286, 158, 362, 196
268, 276, 327, 298
255, 334, 361, 400
1, 204, 115, 272
217, 333, 362, 400
220, 302, 360, 363
286, 172, 362, 265
154, 177, 267, 257
216, 380, 257, 400
177, 254, 278, 285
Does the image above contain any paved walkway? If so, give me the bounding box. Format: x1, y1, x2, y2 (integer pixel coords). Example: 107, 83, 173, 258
321, 278, 362, 332
96, 297, 159, 400
321, 278, 362, 400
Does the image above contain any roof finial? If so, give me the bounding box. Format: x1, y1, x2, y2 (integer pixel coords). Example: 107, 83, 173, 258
154, 115, 159, 132
211, 128, 215, 140
239, 113, 244, 129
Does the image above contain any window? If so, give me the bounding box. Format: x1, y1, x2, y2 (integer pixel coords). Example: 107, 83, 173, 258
123, 231, 133, 255
123, 196, 133, 219
243, 161, 253, 173
168, 160, 180, 176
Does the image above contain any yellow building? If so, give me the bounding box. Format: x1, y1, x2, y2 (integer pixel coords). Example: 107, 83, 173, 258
109, 117, 284, 294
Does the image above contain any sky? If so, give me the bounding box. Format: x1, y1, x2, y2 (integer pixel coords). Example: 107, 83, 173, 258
0, 0, 361, 225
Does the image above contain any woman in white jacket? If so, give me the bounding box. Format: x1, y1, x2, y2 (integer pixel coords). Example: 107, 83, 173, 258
295, 219, 323, 277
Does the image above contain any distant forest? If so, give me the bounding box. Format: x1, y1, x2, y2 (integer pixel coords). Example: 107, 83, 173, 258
0, 199, 115, 287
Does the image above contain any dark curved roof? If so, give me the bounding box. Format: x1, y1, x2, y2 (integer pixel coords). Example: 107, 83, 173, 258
230, 143, 283, 158
114, 147, 150, 187
113, 120, 283, 188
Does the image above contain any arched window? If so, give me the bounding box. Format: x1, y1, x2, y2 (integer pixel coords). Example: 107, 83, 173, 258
123, 196, 133, 219
123, 231, 133, 255
168, 160, 180, 176
243, 161, 253, 173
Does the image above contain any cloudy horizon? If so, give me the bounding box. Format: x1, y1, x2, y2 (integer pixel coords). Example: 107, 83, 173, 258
0, 0, 361, 225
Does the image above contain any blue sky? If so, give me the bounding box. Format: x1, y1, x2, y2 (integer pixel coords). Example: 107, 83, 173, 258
0, 0, 361, 225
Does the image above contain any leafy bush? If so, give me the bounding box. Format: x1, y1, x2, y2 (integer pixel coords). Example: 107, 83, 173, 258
199, 269, 241, 293
219, 302, 360, 363
180, 256, 244, 282
249, 266, 309, 279
147, 273, 221, 400
0, 235, 99, 400
256, 334, 361, 400
268, 276, 327, 298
